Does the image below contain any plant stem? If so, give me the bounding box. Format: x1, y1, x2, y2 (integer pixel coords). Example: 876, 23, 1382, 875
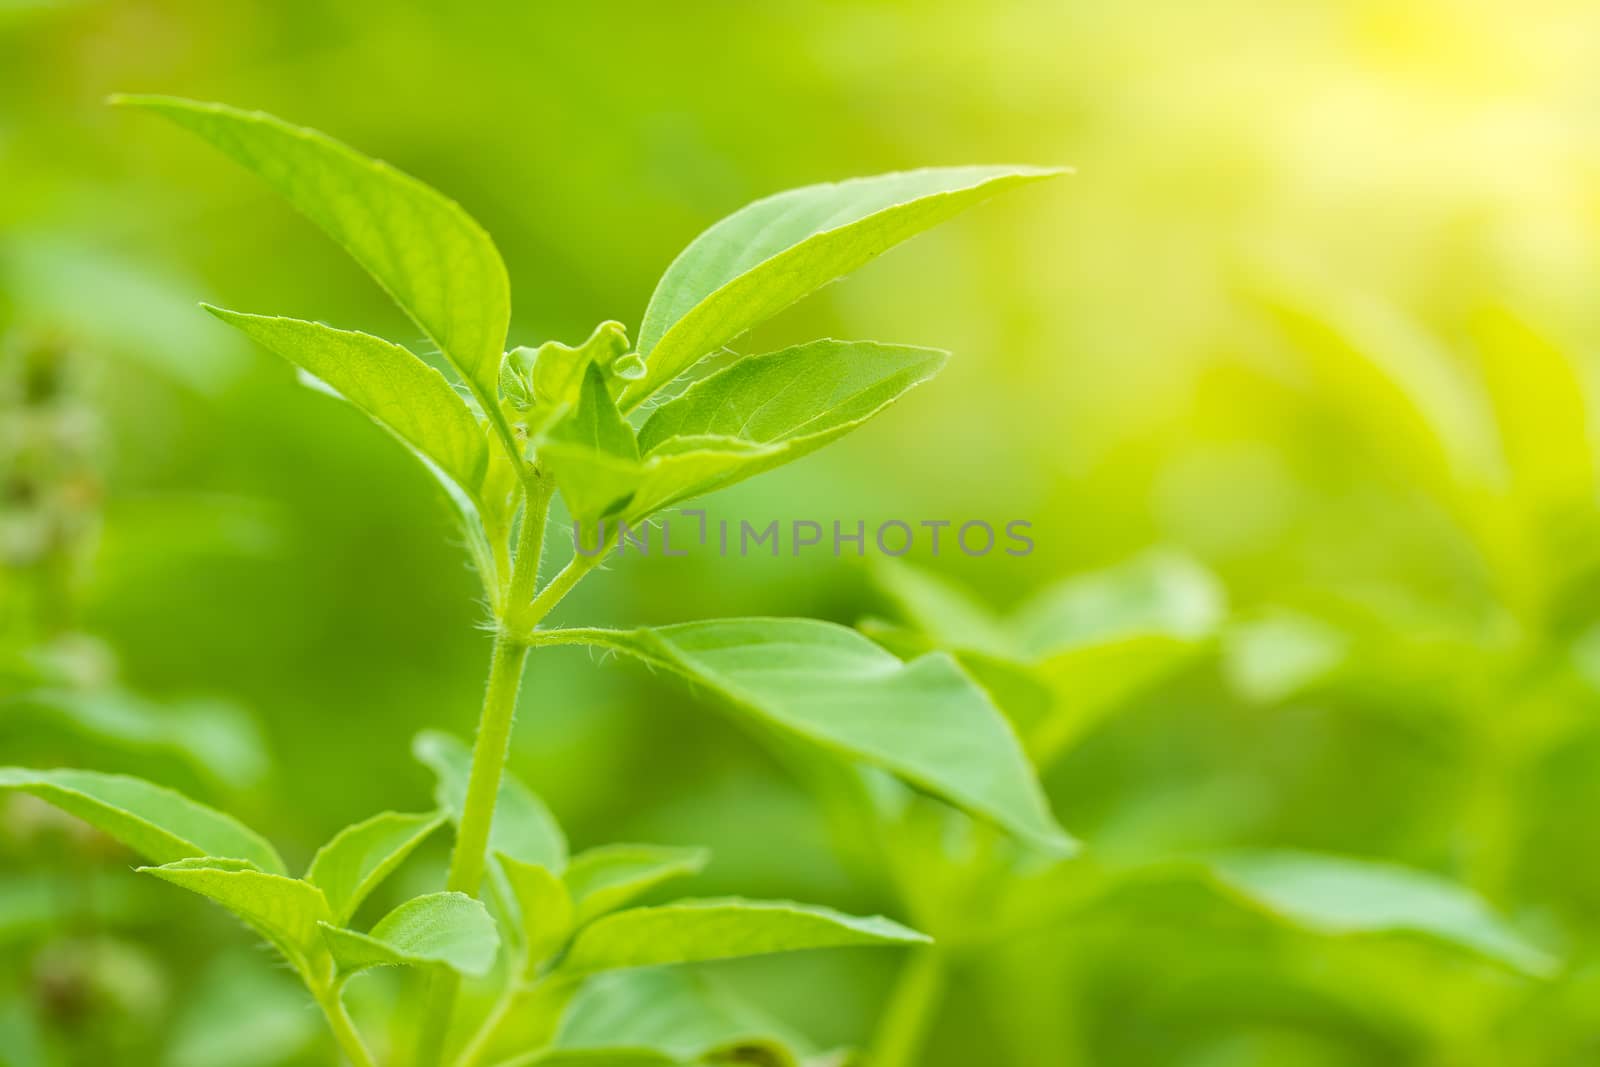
451, 982, 517, 1067
416, 631, 532, 1064
524, 551, 599, 624
505, 480, 552, 617
870, 946, 948, 1067
316, 984, 378, 1067
448, 634, 533, 896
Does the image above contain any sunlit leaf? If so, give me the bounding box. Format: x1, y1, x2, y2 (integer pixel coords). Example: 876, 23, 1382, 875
204, 309, 490, 505
306, 810, 445, 925
564, 845, 710, 928
1473, 308, 1595, 516
0, 767, 283, 873
115, 96, 511, 412
320, 891, 498, 977
625, 166, 1064, 407
139, 859, 330, 968
630, 619, 1071, 852
631, 340, 944, 500
559, 897, 927, 975
1471, 307, 1600, 621
1209, 851, 1556, 976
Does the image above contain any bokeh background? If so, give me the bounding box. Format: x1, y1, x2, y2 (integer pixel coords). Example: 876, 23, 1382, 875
6, 1, 1600, 1064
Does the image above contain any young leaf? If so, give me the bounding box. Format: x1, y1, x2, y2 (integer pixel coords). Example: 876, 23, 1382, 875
624, 165, 1065, 407
306, 810, 445, 925
1209, 851, 1556, 976
114, 96, 512, 415
633, 340, 945, 497
558, 898, 927, 975
498, 852, 574, 967
414, 731, 568, 872
631, 619, 1071, 852
504, 320, 634, 416
541, 362, 642, 522
139, 859, 331, 968
0, 767, 284, 874
320, 891, 498, 978
621, 437, 780, 520
203, 309, 490, 503
564, 845, 710, 928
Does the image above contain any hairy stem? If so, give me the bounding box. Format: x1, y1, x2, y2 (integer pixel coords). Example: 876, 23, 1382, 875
871, 946, 948, 1067
415, 489, 556, 1064
505, 480, 552, 617
416, 632, 531, 1063
316, 984, 378, 1067
448, 633, 533, 895
525, 550, 599, 624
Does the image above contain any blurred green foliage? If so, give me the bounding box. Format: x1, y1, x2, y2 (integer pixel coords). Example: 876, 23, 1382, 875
5, 0, 1600, 1064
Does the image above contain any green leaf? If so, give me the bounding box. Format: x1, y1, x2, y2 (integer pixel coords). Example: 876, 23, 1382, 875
541, 362, 642, 522
0, 767, 284, 874
624, 165, 1065, 407
632, 619, 1071, 852
872, 554, 1226, 766
564, 845, 710, 928
320, 891, 498, 977
869, 557, 1014, 658
306, 810, 445, 925
621, 437, 779, 520
558, 969, 813, 1066
1209, 851, 1556, 976
413, 731, 568, 872
203, 309, 490, 504
1011, 551, 1225, 659
559, 898, 927, 975
1222, 614, 1348, 705
115, 96, 511, 412
139, 859, 331, 968
631, 339, 944, 501
504, 320, 634, 416
1473, 308, 1595, 514
498, 852, 574, 968
4, 687, 269, 788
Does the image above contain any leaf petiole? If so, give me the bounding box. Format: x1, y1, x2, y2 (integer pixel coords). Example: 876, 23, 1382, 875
314, 978, 378, 1067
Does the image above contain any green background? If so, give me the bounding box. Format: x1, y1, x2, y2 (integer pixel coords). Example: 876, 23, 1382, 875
5, 0, 1600, 1064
